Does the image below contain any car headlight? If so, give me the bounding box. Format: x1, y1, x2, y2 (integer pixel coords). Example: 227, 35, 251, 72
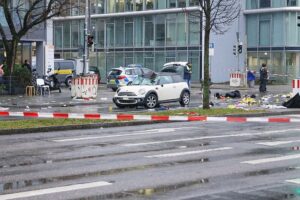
138, 89, 146, 95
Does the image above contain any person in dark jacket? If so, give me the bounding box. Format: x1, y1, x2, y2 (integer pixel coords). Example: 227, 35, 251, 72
259, 63, 268, 93
183, 63, 192, 87
22, 60, 31, 72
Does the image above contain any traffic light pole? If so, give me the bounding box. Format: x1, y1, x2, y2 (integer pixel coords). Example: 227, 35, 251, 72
83, 0, 90, 75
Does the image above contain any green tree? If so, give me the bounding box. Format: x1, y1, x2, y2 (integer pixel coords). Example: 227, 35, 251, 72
0, 0, 71, 74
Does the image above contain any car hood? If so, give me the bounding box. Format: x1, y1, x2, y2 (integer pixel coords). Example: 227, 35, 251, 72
117, 85, 155, 94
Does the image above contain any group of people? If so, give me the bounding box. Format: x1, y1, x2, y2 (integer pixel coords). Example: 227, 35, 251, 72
247, 63, 268, 93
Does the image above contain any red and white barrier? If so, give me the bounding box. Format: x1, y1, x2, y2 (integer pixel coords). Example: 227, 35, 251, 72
1, 111, 299, 123
71, 75, 98, 99
292, 79, 300, 96
230, 72, 245, 87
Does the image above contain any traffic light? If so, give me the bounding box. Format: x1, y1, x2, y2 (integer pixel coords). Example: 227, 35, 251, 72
238, 43, 242, 54
233, 45, 237, 55
87, 35, 94, 47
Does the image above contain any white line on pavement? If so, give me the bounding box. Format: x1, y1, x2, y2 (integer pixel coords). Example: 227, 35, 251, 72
53, 127, 197, 142
286, 179, 300, 185
0, 181, 112, 200
123, 129, 300, 147
145, 147, 233, 158
241, 154, 300, 165
257, 140, 300, 146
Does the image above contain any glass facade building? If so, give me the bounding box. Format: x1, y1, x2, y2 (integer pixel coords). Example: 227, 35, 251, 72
245, 0, 300, 84
53, 0, 202, 82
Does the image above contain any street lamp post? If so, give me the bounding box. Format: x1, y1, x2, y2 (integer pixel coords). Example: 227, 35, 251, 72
83, 0, 90, 75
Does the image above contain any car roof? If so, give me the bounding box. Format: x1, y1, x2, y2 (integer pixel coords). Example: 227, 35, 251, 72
163, 62, 188, 67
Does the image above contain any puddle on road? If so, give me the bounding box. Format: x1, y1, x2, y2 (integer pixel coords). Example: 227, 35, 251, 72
244, 166, 296, 177
0, 158, 209, 192
242, 147, 291, 156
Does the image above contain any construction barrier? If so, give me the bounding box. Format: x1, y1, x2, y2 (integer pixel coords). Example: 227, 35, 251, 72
0, 111, 298, 123
230, 72, 245, 87
71, 75, 98, 99
292, 79, 300, 96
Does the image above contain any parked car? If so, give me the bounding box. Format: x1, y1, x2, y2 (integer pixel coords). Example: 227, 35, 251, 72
160, 62, 189, 79
107, 66, 155, 91
113, 73, 190, 108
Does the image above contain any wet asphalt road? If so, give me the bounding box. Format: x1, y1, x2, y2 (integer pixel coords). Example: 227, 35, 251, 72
1, 116, 300, 200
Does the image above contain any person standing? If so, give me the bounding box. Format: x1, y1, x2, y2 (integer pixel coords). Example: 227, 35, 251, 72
183, 63, 192, 87
0, 64, 4, 84
247, 68, 256, 88
259, 63, 268, 93
22, 60, 31, 72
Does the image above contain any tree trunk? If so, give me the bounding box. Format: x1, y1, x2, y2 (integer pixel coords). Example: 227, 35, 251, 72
202, 20, 211, 109
5, 40, 18, 94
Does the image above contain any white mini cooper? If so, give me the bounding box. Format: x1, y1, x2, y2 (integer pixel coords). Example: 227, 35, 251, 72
113, 73, 190, 108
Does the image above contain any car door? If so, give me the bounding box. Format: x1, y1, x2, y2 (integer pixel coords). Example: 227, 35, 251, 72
155, 75, 176, 101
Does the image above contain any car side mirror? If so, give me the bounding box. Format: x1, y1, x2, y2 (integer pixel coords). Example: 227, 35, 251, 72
161, 84, 164, 87
127, 81, 132, 85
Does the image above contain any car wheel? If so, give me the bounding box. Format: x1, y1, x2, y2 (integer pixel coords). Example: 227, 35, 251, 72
65, 77, 72, 87
145, 93, 158, 109
180, 90, 190, 106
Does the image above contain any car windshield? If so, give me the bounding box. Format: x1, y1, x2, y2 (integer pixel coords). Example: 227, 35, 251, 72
132, 76, 158, 85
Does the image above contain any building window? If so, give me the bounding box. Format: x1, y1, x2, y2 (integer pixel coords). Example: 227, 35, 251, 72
136, 0, 143, 11
125, 21, 133, 46
116, 0, 125, 12
168, 0, 176, 8
156, 0, 166, 9
146, 0, 154, 10
189, 0, 199, 6
287, 0, 297, 6
260, 0, 271, 8
155, 15, 166, 46
144, 17, 154, 46
125, 0, 134, 11
135, 17, 143, 47
178, 0, 186, 8
259, 20, 270, 46
106, 23, 115, 47
107, 0, 115, 13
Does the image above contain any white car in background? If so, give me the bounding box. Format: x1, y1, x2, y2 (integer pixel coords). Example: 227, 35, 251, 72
113, 73, 190, 108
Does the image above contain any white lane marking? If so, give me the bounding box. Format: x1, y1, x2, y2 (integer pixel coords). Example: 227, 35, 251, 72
146, 147, 233, 158
286, 179, 300, 184
53, 127, 196, 142
0, 181, 112, 200
257, 140, 300, 146
241, 154, 300, 165
123, 129, 300, 147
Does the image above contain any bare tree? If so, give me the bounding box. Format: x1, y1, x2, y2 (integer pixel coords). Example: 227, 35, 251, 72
0, 0, 72, 74
189, 0, 240, 109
